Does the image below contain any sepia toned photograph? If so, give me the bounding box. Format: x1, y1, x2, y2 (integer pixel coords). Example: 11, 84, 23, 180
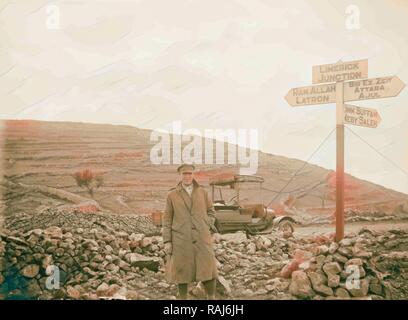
0, 0, 408, 306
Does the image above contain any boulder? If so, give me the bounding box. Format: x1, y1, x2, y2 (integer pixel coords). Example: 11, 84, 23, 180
345, 258, 363, 267
128, 253, 160, 271
126, 290, 139, 300
281, 260, 300, 278
21, 264, 40, 278
347, 278, 370, 297
44, 226, 63, 239
289, 270, 314, 299
337, 247, 353, 258
323, 262, 342, 276
335, 287, 351, 298
308, 271, 327, 287
329, 242, 339, 254
246, 243, 256, 255
308, 271, 333, 296
263, 238, 272, 249
369, 278, 383, 296
141, 237, 152, 248
96, 283, 110, 297
220, 232, 247, 244
327, 274, 340, 288
317, 245, 329, 255
67, 285, 81, 299
332, 253, 348, 264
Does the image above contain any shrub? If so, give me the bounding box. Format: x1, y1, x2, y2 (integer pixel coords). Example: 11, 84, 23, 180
73, 168, 104, 197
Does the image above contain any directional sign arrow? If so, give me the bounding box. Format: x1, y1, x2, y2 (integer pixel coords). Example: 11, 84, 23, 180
344, 76, 405, 102
343, 104, 382, 128
286, 76, 405, 106
285, 83, 336, 106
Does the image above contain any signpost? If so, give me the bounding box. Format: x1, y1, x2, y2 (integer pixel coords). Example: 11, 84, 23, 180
285, 59, 405, 241
344, 104, 382, 128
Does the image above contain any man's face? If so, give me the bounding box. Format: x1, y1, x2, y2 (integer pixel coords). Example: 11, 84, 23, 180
180, 171, 194, 185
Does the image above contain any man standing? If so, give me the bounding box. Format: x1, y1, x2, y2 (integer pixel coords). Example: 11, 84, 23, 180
163, 164, 218, 300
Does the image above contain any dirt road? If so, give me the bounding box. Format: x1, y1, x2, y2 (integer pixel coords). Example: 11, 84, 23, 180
294, 219, 408, 237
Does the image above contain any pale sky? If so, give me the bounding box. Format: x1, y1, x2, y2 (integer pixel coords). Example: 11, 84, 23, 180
1, 0, 408, 193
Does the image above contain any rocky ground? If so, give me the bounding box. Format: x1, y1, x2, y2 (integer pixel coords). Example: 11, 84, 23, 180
1, 208, 408, 300
4, 207, 159, 236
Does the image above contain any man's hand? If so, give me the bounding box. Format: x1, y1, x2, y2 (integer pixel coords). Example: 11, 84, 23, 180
209, 217, 218, 234
164, 242, 172, 255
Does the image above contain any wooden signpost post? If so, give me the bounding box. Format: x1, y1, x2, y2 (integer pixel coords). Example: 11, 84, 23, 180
285, 59, 405, 241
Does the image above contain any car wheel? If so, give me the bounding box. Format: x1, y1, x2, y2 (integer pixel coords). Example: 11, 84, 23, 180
277, 220, 294, 234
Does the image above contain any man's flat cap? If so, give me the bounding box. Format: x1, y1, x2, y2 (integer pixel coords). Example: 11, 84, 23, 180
177, 164, 195, 173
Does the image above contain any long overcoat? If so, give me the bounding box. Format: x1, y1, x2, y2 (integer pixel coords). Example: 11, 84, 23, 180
162, 179, 218, 284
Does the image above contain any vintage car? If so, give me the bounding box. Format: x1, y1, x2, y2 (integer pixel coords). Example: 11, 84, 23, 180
209, 174, 297, 235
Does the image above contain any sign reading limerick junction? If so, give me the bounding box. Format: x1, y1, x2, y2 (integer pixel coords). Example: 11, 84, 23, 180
312, 59, 368, 84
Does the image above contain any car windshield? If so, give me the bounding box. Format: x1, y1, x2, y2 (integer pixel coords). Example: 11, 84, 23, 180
213, 181, 263, 206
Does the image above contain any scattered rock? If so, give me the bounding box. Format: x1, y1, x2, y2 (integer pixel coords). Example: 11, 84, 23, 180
220, 232, 247, 244
332, 253, 348, 264
44, 226, 63, 239
327, 274, 340, 288
289, 271, 314, 299
2, 209, 408, 300
141, 237, 152, 248
246, 243, 256, 254
369, 278, 383, 296
21, 264, 40, 278
308, 271, 333, 296
126, 290, 139, 300
347, 278, 370, 297
329, 242, 339, 254
67, 285, 81, 299
335, 287, 350, 298
96, 283, 110, 297
323, 262, 342, 276
129, 253, 160, 271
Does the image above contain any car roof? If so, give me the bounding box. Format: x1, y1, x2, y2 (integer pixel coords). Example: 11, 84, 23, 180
209, 174, 264, 186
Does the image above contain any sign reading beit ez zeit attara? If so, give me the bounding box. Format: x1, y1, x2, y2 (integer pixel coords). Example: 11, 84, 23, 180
285, 74, 405, 107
